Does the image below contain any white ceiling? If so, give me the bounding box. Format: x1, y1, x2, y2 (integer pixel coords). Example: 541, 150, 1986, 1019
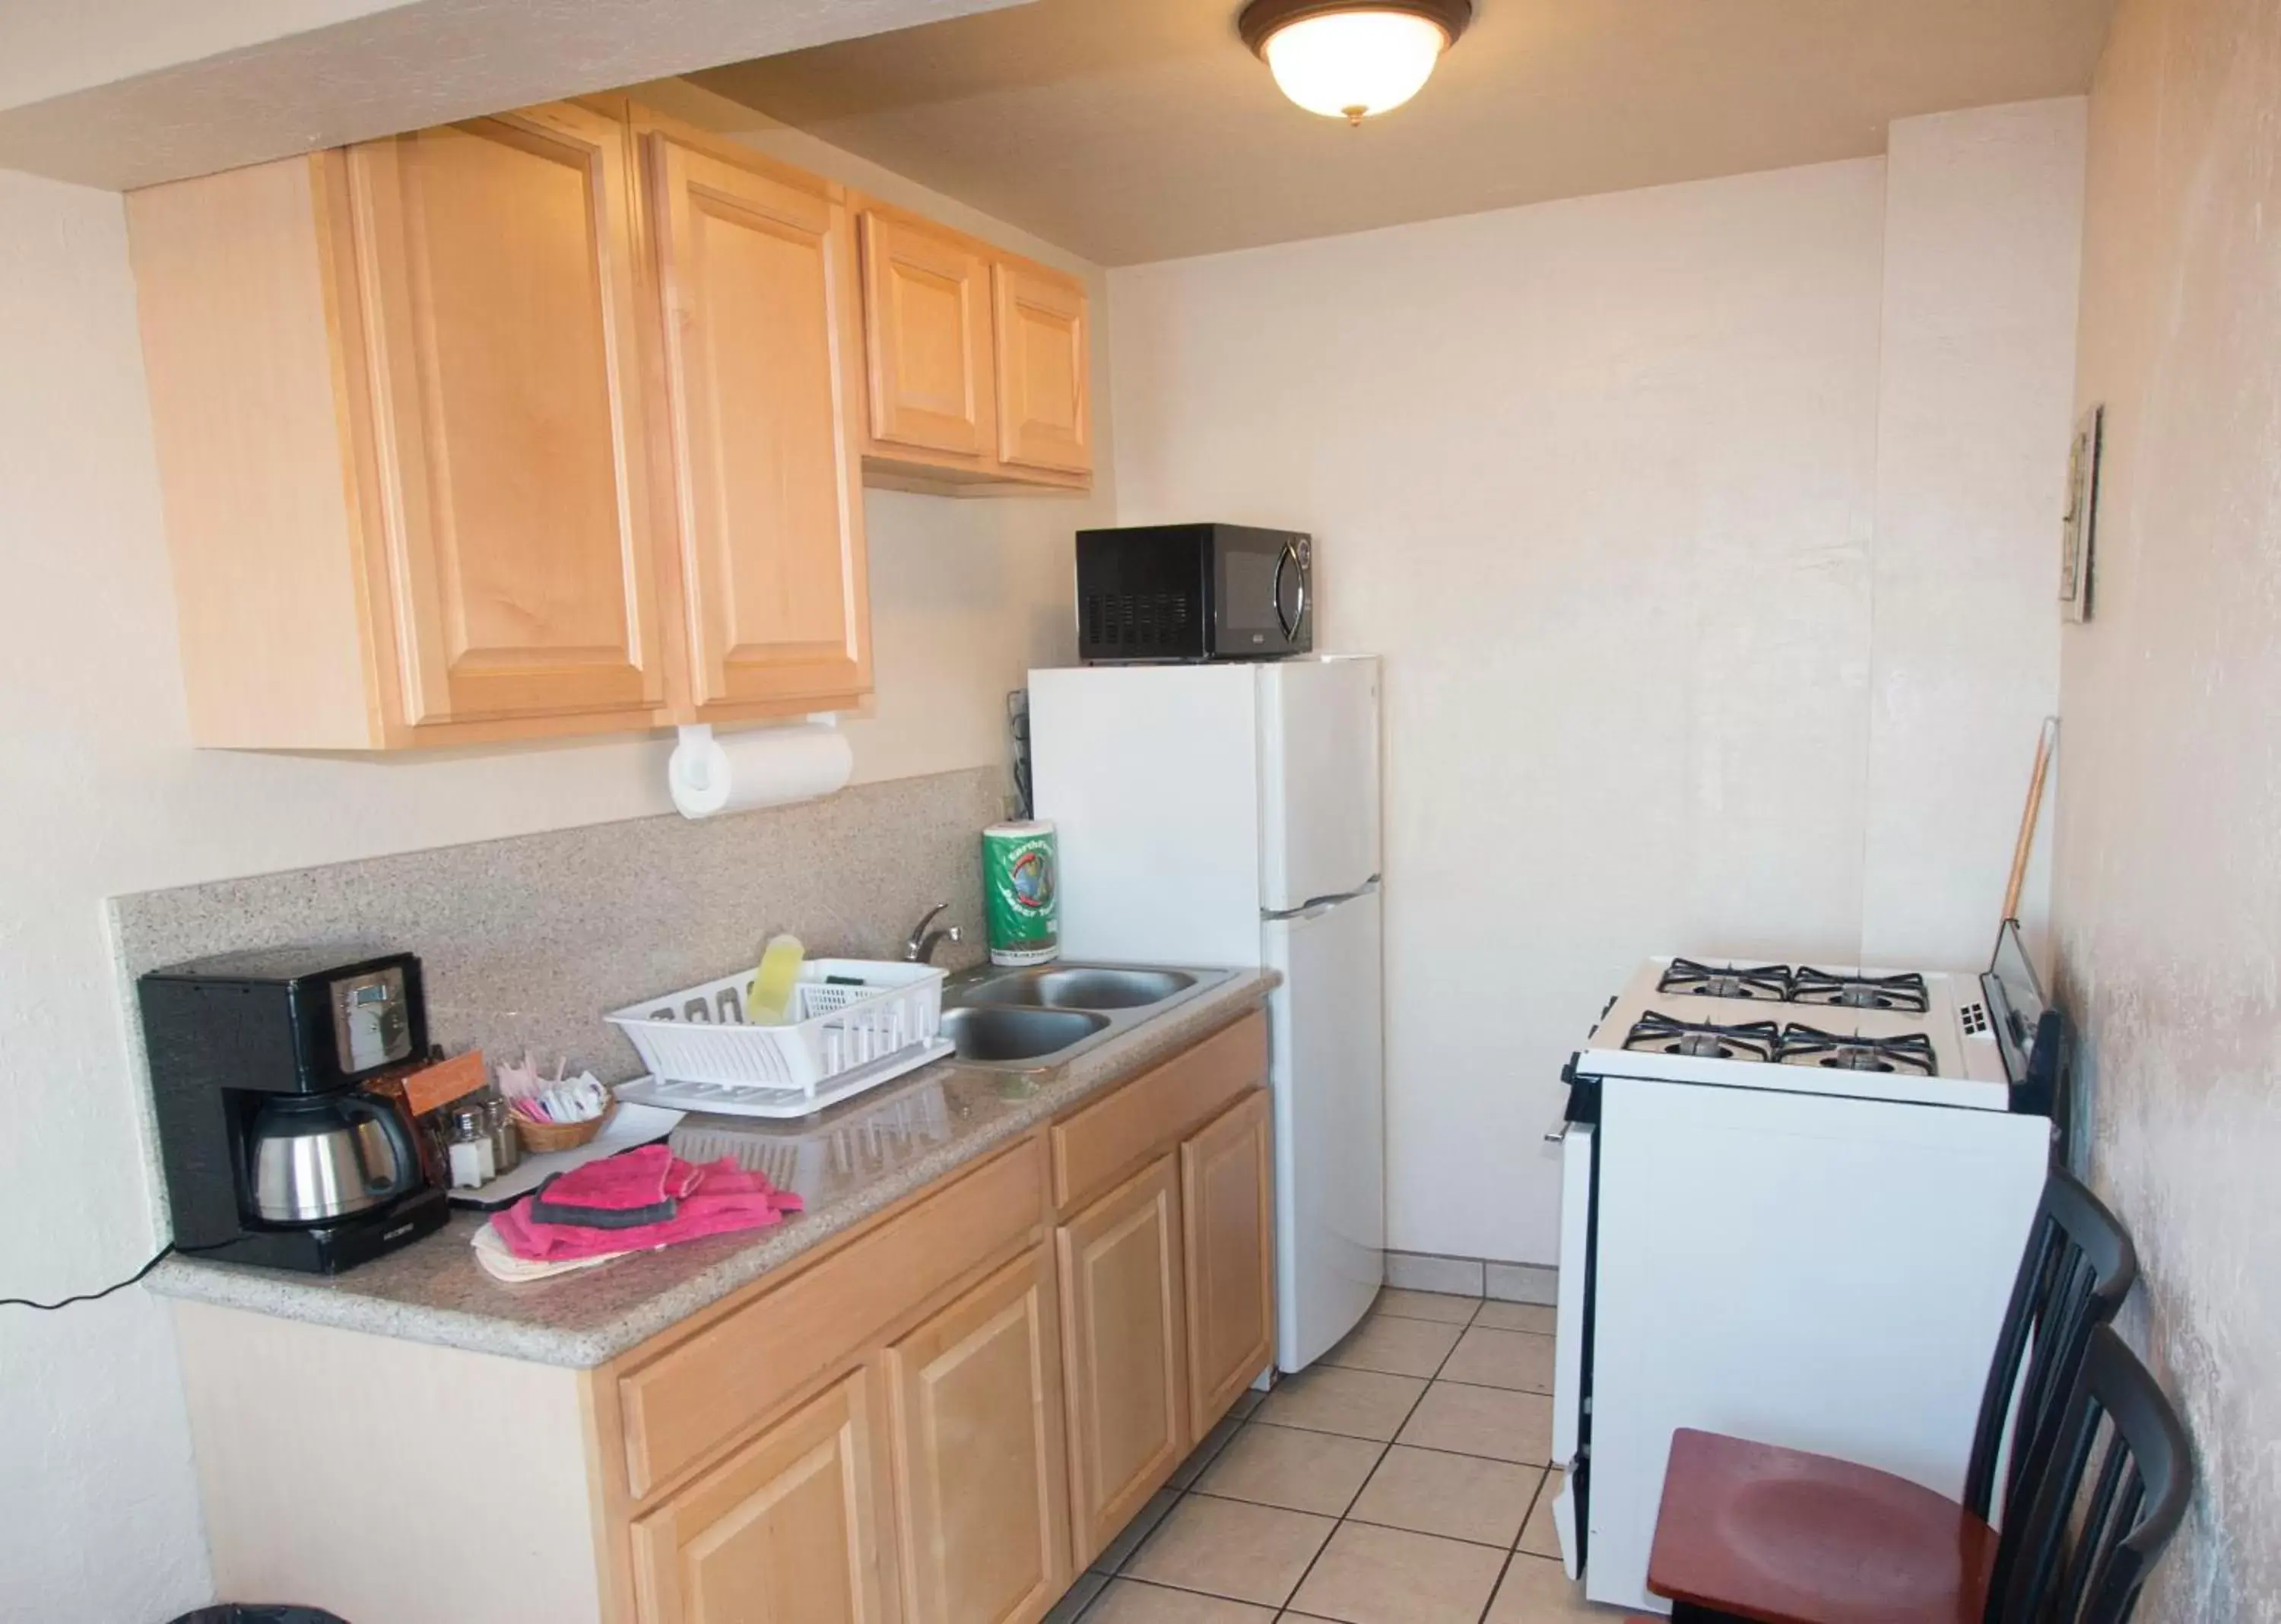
699, 0, 2117, 265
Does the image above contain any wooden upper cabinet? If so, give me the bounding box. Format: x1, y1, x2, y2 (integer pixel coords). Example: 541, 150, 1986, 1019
885, 1245, 1071, 1624
854, 200, 1091, 492
994, 261, 1091, 475
639, 123, 872, 719
1181, 1090, 1276, 1438
859, 208, 995, 459
628, 1370, 888, 1624
126, 96, 1077, 751
345, 103, 663, 729
127, 101, 669, 749
1057, 1154, 1188, 1568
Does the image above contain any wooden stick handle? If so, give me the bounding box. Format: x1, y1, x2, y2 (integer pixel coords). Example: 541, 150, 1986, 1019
2003, 718, 2058, 920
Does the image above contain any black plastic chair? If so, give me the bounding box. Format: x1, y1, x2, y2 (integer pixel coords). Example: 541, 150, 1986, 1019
1647, 1168, 2142, 1624
1988, 1324, 2195, 1624
1965, 1168, 2141, 1522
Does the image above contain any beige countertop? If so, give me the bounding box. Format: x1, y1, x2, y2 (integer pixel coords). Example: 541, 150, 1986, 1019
148, 969, 1276, 1369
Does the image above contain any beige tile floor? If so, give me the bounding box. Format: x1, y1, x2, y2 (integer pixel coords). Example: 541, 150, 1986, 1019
1048, 1290, 1620, 1624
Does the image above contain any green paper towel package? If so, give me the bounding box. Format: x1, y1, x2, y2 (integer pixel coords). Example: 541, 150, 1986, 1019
983, 820, 1059, 966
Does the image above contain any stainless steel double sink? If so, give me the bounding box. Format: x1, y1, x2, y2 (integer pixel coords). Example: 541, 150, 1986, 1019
939, 962, 1235, 1071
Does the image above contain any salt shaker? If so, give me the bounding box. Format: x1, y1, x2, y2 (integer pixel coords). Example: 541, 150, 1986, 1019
446, 1105, 496, 1189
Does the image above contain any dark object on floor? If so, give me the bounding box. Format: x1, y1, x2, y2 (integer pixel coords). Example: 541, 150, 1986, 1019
1643, 1167, 2151, 1624
169, 1608, 351, 1623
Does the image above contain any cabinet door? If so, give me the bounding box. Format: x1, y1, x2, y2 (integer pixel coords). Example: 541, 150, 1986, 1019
861, 211, 993, 457
346, 103, 663, 728
1057, 1154, 1188, 1568
886, 1245, 1071, 1624
1182, 1090, 1275, 1438
629, 1369, 887, 1624
992, 262, 1090, 475
646, 134, 871, 715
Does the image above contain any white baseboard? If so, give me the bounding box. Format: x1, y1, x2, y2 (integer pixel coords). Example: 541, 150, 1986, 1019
1384, 1250, 1556, 1305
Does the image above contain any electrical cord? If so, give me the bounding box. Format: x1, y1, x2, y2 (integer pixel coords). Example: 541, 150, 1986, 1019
2, 1239, 233, 1312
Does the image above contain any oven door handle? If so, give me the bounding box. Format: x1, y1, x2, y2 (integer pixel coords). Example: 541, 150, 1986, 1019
1273, 539, 1307, 641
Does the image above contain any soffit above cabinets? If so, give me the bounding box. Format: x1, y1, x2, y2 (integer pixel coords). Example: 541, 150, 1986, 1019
698, 0, 2118, 265
0, 0, 1027, 191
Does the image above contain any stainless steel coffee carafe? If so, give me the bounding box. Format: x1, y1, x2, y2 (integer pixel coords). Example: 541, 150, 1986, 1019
247, 1092, 419, 1223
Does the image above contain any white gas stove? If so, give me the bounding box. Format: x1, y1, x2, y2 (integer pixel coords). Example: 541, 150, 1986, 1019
1581, 956, 2011, 1109
1548, 929, 2059, 1613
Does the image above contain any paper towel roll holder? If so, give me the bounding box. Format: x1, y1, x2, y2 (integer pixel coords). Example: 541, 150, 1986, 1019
668, 716, 848, 819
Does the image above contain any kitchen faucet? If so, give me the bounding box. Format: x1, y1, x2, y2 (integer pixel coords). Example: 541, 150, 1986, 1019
903, 903, 963, 964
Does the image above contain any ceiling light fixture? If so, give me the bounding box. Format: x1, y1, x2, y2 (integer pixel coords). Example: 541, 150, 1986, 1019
1239, 0, 1473, 125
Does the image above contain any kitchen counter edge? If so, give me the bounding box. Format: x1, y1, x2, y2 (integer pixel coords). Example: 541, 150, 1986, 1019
147, 969, 1278, 1369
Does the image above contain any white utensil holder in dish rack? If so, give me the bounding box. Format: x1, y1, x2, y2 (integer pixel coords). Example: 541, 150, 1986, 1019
608, 959, 951, 1119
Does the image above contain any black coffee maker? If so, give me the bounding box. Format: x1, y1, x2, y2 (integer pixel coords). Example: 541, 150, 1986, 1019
141, 947, 449, 1273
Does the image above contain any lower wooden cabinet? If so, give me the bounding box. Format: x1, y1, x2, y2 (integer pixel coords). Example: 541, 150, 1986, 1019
627, 1369, 888, 1624
1057, 1153, 1188, 1567
168, 1015, 1276, 1624
886, 1245, 1071, 1624
1182, 1090, 1276, 1439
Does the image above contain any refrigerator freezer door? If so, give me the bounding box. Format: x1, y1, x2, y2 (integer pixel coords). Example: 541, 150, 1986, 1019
1029, 665, 1264, 966
1264, 885, 1386, 1371
1260, 657, 1382, 911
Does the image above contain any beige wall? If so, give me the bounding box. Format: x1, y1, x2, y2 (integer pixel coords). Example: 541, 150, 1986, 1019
2056, 0, 2281, 1616
1110, 107, 2084, 1266
1862, 100, 2084, 966
0, 114, 1106, 1619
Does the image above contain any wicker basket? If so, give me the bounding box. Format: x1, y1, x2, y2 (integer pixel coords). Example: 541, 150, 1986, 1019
513, 1099, 615, 1155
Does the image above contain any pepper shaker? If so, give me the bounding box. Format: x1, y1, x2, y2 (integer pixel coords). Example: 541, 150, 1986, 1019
485, 1092, 521, 1176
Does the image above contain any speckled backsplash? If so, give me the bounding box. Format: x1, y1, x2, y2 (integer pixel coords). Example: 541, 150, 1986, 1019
107, 766, 1004, 1087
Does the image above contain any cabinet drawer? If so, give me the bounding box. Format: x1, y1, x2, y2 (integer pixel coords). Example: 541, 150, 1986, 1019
1052, 1011, 1267, 1213
619, 1135, 1045, 1500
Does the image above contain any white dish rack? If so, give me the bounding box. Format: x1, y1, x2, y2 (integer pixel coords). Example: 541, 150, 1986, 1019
609, 959, 951, 1120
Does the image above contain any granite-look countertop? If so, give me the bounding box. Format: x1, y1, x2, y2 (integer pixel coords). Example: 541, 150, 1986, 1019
148, 970, 1276, 1369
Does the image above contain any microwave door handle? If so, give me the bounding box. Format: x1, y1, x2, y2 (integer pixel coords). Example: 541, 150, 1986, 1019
1274, 541, 1307, 640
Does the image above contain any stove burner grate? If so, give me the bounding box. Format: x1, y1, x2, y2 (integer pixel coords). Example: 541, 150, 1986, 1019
1658, 958, 1794, 1003
1775, 1023, 1939, 1077
1623, 1010, 1781, 1063
1790, 967, 1931, 1014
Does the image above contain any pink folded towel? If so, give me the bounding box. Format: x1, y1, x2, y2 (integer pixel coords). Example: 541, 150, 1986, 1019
492, 1144, 804, 1263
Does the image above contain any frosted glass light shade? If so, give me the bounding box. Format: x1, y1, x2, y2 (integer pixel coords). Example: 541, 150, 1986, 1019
1261, 9, 1451, 122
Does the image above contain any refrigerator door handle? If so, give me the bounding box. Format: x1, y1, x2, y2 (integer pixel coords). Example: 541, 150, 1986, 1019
1264, 877, 1382, 921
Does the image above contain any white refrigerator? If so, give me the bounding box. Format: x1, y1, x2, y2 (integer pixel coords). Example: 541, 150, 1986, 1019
1029, 655, 1385, 1372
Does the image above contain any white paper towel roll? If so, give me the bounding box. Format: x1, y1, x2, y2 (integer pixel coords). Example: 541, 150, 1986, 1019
668, 722, 853, 820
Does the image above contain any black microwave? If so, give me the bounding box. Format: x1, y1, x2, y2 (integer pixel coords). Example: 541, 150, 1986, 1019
1076, 522, 1312, 662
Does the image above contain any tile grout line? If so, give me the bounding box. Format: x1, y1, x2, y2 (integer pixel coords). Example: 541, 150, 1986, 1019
1080, 1289, 1570, 1621
1130, 1291, 1482, 1619
1244, 1415, 1552, 1468
1272, 1289, 1489, 1618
